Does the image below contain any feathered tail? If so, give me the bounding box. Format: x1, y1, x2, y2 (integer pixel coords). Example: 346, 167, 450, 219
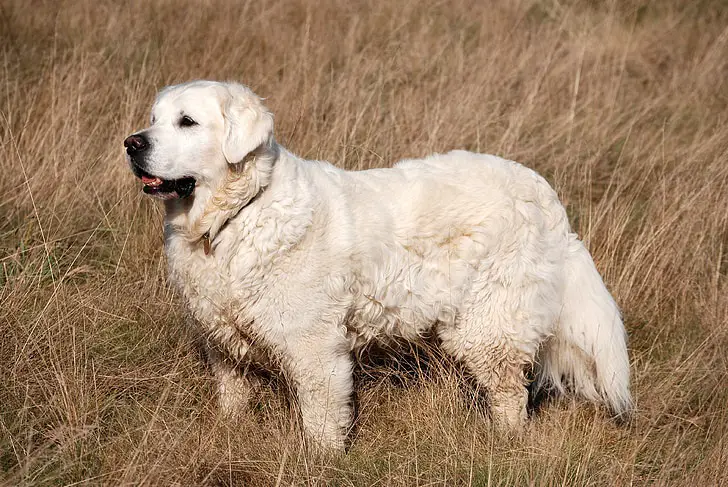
535, 235, 632, 418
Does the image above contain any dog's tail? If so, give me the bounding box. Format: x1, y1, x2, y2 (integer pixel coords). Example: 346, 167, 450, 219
535, 235, 632, 419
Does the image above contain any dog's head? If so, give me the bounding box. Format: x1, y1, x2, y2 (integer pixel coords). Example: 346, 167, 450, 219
124, 81, 274, 201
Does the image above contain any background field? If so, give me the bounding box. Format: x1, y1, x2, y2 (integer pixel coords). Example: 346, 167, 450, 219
1, 0, 727, 485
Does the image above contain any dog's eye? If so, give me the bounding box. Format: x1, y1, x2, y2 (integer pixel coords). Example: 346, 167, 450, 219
179, 115, 198, 127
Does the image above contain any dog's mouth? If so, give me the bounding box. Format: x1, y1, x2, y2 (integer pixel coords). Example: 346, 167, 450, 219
132, 164, 196, 199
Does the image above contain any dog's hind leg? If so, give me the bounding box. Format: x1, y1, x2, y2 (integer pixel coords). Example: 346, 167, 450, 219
438, 274, 557, 431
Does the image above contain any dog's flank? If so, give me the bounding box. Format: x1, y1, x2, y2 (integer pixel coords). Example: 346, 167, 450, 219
125, 80, 632, 451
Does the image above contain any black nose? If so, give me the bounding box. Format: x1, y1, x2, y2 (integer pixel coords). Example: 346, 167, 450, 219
124, 134, 148, 154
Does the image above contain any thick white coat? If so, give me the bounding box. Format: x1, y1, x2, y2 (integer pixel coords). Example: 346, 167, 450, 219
128, 81, 632, 451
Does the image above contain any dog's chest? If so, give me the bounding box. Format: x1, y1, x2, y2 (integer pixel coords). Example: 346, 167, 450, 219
165, 236, 262, 346
168, 252, 230, 320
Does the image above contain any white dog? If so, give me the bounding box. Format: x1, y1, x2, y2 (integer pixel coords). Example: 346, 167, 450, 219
124, 80, 632, 451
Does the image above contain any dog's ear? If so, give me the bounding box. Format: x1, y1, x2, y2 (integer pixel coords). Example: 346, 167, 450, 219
222, 84, 274, 165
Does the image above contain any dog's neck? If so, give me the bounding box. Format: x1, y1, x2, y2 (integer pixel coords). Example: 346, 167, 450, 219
164, 140, 280, 253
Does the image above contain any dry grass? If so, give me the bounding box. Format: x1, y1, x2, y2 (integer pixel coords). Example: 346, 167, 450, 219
1, 0, 727, 485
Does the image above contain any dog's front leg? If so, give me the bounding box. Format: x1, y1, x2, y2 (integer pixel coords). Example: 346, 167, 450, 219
284, 338, 354, 453
206, 345, 256, 419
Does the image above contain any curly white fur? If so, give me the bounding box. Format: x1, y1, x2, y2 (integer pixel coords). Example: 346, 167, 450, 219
127, 80, 632, 451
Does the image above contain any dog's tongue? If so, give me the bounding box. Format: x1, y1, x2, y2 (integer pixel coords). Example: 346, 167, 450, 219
141, 175, 163, 187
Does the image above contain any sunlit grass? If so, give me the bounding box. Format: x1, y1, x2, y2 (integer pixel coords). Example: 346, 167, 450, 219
1, 0, 727, 484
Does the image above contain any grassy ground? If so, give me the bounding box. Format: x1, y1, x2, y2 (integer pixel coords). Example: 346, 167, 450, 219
1, 0, 727, 485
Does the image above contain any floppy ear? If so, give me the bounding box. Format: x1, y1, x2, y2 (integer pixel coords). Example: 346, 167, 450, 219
222, 84, 274, 165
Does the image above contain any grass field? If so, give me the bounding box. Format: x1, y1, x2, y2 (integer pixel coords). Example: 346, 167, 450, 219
1, 0, 727, 485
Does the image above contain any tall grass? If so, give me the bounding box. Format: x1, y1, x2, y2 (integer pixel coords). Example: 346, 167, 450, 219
1, 0, 727, 484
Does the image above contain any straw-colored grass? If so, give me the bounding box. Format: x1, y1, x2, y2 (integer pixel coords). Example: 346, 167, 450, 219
1, 0, 727, 484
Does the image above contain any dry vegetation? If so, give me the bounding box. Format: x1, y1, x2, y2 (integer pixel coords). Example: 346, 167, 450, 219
1, 0, 727, 485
